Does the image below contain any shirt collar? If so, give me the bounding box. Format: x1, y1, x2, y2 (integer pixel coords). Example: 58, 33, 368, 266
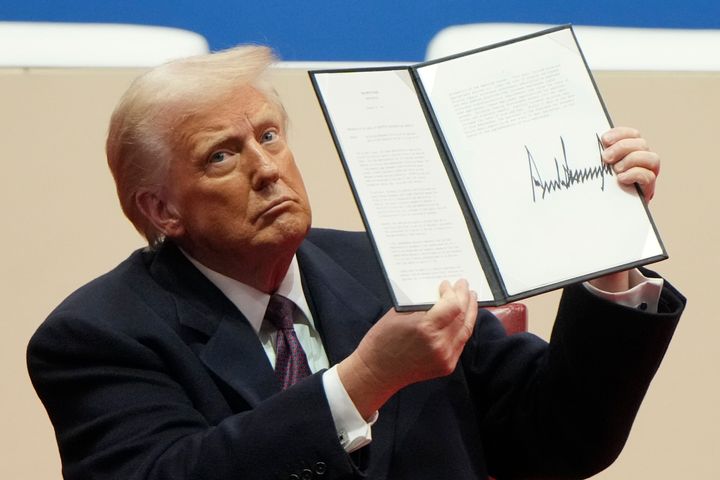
180, 250, 313, 334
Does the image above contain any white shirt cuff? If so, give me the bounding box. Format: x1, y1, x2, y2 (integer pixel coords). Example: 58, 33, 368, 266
584, 268, 664, 313
322, 365, 377, 453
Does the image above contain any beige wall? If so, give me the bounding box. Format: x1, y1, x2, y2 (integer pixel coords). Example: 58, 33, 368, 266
1, 66, 716, 478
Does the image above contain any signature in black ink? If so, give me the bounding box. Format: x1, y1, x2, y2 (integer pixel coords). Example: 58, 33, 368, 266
527, 135, 612, 202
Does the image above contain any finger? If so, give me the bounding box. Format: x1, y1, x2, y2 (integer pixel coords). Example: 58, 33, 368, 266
611, 149, 660, 177
602, 137, 651, 166
430, 279, 470, 330
451, 278, 470, 311
438, 279, 452, 298
446, 280, 476, 344
601, 126, 642, 148
436, 279, 469, 310
460, 290, 479, 342
617, 167, 657, 201
428, 281, 462, 329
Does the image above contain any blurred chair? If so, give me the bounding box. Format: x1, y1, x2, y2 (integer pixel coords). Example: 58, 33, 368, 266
426, 23, 720, 71
0, 21, 209, 67
486, 303, 527, 334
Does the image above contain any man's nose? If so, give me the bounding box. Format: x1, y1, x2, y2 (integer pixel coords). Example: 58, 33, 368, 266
247, 141, 280, 190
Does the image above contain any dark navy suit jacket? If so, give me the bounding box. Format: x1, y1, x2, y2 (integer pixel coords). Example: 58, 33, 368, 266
28, 229, 685, 480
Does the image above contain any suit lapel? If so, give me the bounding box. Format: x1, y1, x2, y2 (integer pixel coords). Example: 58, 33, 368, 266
149, 243, 281, 407
296, 239, 383, 365
196, 315, 279, 406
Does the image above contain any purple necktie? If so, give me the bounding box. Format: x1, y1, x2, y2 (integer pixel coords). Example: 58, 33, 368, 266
265, 294, 312, 389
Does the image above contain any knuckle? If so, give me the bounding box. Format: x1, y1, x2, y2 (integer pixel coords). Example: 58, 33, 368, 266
645, 170, 657, 185
448, 303, 462, 318
651, 153, 661, 173
437, 357, 456, 376
416, 323, 434, 342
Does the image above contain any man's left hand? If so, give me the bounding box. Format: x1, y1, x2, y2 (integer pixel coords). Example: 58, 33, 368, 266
601, 126, 660, 202
591, 126, 660, 292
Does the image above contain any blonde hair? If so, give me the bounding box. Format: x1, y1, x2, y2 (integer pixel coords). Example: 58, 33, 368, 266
106, 45, 285, 246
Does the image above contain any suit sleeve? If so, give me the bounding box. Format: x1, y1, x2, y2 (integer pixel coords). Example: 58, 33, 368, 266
463, 276, 685, 479
27, 310, 360, 480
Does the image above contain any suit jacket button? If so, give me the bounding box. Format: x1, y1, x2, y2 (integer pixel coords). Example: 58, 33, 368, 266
300, 468, 313, 480
315, 462, 327, 475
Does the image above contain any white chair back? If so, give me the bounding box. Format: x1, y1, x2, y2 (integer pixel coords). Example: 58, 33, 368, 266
0, 22, 209, 67
426, 23, 720, 71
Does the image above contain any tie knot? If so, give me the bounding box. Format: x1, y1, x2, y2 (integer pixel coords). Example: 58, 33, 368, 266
265, 294, 296, 330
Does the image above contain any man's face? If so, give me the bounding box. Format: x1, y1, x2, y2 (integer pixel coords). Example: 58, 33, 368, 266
161, 86, 312, 271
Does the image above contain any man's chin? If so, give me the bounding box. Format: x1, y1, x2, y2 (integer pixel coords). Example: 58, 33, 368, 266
257, 214, 311, 249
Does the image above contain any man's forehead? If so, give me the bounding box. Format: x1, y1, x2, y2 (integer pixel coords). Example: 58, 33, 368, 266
199, 87, 281, 124
174, 87, 284, 145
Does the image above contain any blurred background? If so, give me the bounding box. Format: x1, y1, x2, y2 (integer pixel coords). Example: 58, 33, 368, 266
2, 2, 719, 480
3, 0, 720, 60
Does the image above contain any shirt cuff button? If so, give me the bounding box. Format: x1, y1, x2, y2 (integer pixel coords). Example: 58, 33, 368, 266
315, 461, 327, 475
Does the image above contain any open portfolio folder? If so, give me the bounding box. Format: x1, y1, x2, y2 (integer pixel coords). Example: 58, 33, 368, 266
309, 25, 667, 311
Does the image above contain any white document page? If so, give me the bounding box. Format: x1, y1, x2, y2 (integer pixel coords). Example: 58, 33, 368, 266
313, 69, 492, 306
416, 28, 664, 296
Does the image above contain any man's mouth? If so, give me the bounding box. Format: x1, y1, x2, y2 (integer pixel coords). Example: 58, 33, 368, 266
255, 196, 296, 221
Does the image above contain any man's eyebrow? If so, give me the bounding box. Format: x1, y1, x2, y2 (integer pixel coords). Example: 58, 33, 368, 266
188, 127, 237, 159
247, 105, 284, 129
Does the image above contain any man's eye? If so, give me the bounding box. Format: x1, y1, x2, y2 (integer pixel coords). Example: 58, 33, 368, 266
209, 151, 231, 163
261, 130, 278, 143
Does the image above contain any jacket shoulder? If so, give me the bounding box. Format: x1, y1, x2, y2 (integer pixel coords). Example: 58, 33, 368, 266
30, 248, 175, 343
303, 228, 391, 304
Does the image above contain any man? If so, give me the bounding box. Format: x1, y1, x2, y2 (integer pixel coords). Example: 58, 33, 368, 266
28, 45, 684, 480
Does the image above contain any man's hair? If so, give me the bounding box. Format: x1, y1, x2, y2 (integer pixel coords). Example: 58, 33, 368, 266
106, 45, 285, 246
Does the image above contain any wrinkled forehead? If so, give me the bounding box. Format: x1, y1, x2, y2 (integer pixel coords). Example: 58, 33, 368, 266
197, 86, 282, 124
168, 86, 286, 150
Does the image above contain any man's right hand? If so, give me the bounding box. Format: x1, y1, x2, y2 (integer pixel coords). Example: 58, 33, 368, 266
337, 279, 478, 420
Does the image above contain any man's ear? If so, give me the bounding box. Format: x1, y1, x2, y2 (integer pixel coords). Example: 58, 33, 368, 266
135, 188, 185, 239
